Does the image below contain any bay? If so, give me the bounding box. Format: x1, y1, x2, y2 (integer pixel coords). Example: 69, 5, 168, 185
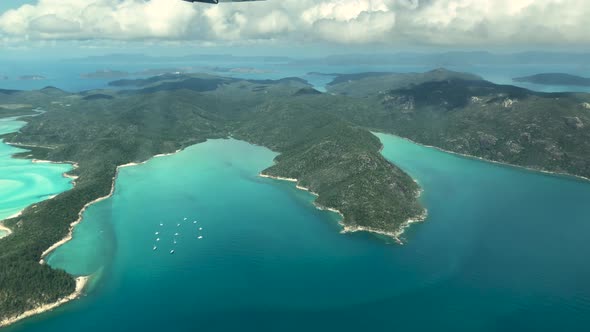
5, 134, 590, 331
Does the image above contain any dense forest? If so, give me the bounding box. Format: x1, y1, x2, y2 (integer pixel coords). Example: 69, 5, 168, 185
326, 71, 590, 179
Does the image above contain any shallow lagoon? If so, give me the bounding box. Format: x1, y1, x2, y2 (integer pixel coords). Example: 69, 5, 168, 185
0, 117, 72, 237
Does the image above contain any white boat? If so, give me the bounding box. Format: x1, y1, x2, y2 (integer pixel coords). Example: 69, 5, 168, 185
199, 227, 203, 231
159, 223, 163, 226
198, 236, 203, 239
193, 221, 197, 224
177, 223, 180, 227
155, 232, 159, 235
183, 217, 187, 221
174, 232, 179, 236
170, 250, 175, 254
156, 238, 160, 242
153, 246, 157, 251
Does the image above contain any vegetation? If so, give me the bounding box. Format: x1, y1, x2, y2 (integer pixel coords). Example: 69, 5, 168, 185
2, 68, 590, 321
326, 68, 481, 97
327, 70, 590, 179
0, 75, 421, 321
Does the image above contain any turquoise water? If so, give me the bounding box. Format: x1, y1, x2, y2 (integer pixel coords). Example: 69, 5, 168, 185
0, 117, 73, 237
5, 134, 590, 331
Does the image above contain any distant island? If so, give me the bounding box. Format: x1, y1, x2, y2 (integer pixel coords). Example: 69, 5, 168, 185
81, 68, 196, 79
80, 70, 130, 79
513, 73, 590, 86
18, 75, 46, 81
134, 68, 192, 76
211, 67, 273, 74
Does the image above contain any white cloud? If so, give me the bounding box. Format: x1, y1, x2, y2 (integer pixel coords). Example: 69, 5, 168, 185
0, 0, 589, 46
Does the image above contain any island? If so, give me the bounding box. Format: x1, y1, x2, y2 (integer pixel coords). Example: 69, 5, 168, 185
18, 75, 46, 81
80, 70, 130, 79
211, 67, 273, 74
513, 73, 590, 87
1, 69, 590, 326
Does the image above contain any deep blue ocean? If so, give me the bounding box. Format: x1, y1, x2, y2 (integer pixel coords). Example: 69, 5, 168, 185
1, 60, 590, 331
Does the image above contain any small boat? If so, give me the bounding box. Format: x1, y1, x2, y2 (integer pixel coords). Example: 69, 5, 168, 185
159, 223, 163, 226
170, 250, 175, 254
156, 238, 160, 242
183, 217, 187, 221
177, 223, 180, 227
153, 246, 157, 251
174, 232, 179, 236
193, 221, 197, 224
155, 232, 159, 235
173, 240, 177, 244
198, 236, 203, 239
199, 227, 203, 231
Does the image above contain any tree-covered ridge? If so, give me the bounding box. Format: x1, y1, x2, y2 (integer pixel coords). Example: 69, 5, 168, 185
326, 68, 483, 97
327, 73, 590, 179
233, 102, 422, 232
0, 75, 422, 321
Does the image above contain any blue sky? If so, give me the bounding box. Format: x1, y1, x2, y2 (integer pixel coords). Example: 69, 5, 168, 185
0, 0, 32, 12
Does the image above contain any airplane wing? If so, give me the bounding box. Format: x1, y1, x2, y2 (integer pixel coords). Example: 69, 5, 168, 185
183, 0, 265, 4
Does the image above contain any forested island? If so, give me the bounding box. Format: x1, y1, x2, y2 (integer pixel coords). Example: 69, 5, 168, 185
80, 70, 130, 79
1, 69, 590, 324
17, 75, 46, 81
514, 73, 590, 87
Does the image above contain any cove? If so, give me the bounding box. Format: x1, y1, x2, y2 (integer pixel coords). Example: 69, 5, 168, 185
6, 135, 590, 332
0, 117, 73, 238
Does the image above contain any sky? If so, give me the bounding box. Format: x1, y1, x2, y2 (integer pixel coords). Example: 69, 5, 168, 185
0, 0, 589, 56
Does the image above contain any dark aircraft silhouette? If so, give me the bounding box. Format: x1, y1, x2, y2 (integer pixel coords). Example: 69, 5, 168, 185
183, 0, 265, 3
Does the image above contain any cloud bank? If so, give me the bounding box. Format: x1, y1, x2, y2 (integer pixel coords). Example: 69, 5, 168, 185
0, 0, 589, 46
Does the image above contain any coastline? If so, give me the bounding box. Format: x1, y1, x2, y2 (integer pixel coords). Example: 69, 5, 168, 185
259, 173, 427, 244
39, 149, 182, 263
3, 149, 184, 327
374, 132, 590, 183
0, 160, 78, 240
340, 209, 428, 245
340, 183, 427, 245
0, 212, 22, 238
33, 159, 80, 188
0, 276, 89, 328
0, 222, 13, 238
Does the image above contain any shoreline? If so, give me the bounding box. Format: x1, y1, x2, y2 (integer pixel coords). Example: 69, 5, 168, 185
340, 183, 427, 245
0, 158, 79, 239
259, 173, 426, 244
374, 132, 590, 183
340, 209, 428, 245
0, 222, 13, 238
39, 148, 182, 263
0, 276, 89, 328
3, 148, 184, 327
